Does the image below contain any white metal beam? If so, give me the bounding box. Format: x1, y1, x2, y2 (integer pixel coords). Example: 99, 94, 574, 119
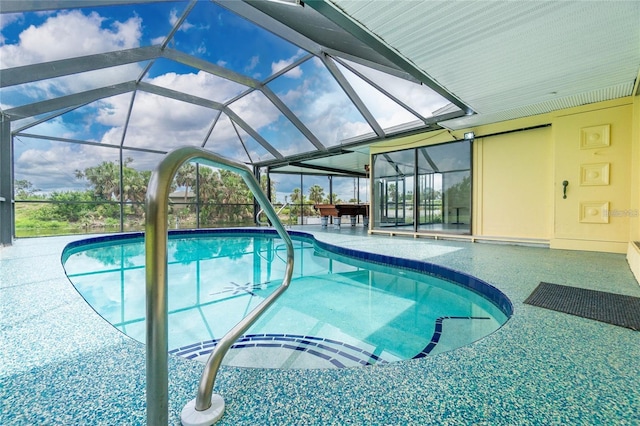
3, 82, 137, 120
0, 0, 175, 14
1, 46, 162, 88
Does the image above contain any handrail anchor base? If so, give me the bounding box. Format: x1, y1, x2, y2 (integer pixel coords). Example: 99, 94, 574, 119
181, 394, 225, 426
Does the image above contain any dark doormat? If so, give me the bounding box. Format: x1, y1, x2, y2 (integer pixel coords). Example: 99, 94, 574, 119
524, 282, 640, 330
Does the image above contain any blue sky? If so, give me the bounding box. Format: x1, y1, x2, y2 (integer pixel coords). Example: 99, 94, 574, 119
1, 1, 449, 202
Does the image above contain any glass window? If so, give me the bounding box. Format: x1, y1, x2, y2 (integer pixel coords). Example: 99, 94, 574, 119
373, 140, 471, 234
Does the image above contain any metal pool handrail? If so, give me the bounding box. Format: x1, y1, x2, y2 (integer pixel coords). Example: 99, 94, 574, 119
256, 201, 289, 225
145, 146, 294, 426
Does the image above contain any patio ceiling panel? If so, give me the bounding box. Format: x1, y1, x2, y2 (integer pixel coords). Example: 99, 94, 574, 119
2, 0, 635, 180
293, 150, 369, 177
326, 0, 640, 129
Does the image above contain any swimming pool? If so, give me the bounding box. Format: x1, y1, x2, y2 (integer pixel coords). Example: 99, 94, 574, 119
62, 229, 512, 369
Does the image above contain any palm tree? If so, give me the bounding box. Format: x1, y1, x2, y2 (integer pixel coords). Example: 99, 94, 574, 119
76, 161, 120, 201
175, 163, 197, 202
308, 184, 325, 205
290, 188, 302, 204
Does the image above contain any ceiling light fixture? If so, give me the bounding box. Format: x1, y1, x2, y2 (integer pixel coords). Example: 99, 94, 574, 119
266, 0, 304, 6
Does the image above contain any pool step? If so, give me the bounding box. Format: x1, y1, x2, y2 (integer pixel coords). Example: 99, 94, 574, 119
413, 316, 492, 358
170, 333, 394, 369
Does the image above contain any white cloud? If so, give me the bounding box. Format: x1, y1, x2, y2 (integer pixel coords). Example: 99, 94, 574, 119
16, 63, 142, 104
146, 70, 247, 104
271, 50, 307, 78
0, 13, 23, 45
94, 93, 132, 128
169, 8, 194, 32
272, 59, 303, 78
0, 10, 142, 68
14, 139, 119, 193
150, 35, 165, 45
247, 55, 260, 72
116, 91, 218, 151
0, 9, 144, 112
194, 42, 207, 55
20, 117, 75, 140
227, 91, 280, 132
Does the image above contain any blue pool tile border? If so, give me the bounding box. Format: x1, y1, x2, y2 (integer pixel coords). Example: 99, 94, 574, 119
61, 227, 513, 319
171, 315, 490, 367
413, 316, 492, 359
169, 333, 390, 368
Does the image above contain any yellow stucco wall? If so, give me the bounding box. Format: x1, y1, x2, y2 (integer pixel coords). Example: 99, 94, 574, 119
473, 127, 552, 239
627, 94, 640, 283
550, 100, 633, 253
630, 94, 640, 242
370, 97, 638, 254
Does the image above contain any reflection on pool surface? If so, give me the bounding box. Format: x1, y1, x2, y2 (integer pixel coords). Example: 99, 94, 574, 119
62, 229, 511, 369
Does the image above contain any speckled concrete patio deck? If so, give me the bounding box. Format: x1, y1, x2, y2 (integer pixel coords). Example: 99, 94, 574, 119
1, 227, 639, 425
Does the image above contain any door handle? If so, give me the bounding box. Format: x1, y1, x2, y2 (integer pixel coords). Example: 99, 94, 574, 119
562, 180, 569, 199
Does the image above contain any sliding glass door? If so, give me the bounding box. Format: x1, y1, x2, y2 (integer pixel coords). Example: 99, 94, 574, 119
373, 150, 415, 229
373, 140, 471, 234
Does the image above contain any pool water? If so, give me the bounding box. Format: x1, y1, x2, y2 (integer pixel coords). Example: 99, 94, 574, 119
62, 230, 510, 369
